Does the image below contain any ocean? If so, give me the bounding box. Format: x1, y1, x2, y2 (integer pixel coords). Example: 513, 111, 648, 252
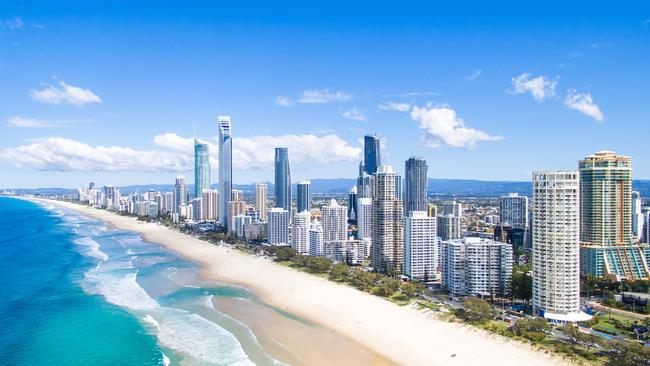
0, 197, 283, 366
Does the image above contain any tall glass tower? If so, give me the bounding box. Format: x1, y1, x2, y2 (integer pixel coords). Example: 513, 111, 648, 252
579, 151, 649, 280
194, 139, 210, 198
404, 157, 428, 213
218, 116, 232, 228
274, 147, 291, 211
363, 135, 381, 175
297, 180, 311, 213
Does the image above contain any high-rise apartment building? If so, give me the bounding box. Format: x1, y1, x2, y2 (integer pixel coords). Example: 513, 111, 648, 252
371, 165, 404, 273
218, 116, 232, 228
274, 147, 292, 211
356, 197, 372, 241
437, 214, 461, 241
633, 191, 644, 242
194, 139, 210, 198
255, 183, 268, 221
404, 157, 428, 214
174, 175, 187, 213
348, 186, 358, 222
531, 171, 588, 322
442, 201, 463, 216
201, 189, 219, 220
267, 208, 290, 245
322, 199, 348, 241
297, 180, 311, 213
441, 237, 512, 297
309, 223, 324, 256
643, 209, 650, 244
292, 211, 311, 255
363, 135, 381, 175
500, 193, 528, 229
404, 211, 438, 283
579, 151, 649, 280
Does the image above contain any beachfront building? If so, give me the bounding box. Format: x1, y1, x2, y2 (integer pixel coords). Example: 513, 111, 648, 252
194, 139, 210, 198
579, 151, 649, 280
404, 211, 438, 283
297, 180, 311, 213
309, 223, 324, 256
233, 214, 252, 238
531, 171, 590, 322
274, 147, 292, 212
163, 192, 174, 213
404, 157, 428, 214
324, 239, 368, 265
322, 199, 348, 241
441, 237, 513, 297
356, 197, 372, 249
201, 189, 219, 220
227, 200, 246, 235
255, 183, 268, 222
291, 211, 311, 255
371, 165, 404, 274
218, 116, 232, 228
191, 197, 202, 220
267, 208, 290, 245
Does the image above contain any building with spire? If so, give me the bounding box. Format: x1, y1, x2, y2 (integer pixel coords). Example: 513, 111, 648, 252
218, 116, 232, 229
194, 139, 210, 199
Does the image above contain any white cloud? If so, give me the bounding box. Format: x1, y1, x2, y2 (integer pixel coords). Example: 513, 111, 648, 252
0, 138, 192, 172
378, 102, 411, 112
0, 133, 362, 172
564, 89, 604, 122
6, 115, 90, 128
0, 17, 24, 30
508, 73, 557, 101
342, 107, 367, 121
465, 69, 482, 81
274, 96, 293, 107
274, 88, 352, 106
382, 91, 439, 98
31, 81, 102, 107
410, 104, 503, 149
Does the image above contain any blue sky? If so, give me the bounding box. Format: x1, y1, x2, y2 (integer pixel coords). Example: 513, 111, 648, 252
1, 1, 649, 188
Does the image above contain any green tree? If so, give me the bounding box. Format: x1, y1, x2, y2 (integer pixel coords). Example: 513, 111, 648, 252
275, 246, 297, 262
400, 282, 418, 298
606, 340, 650, 366
329, 263, 349, 281
304, 256, 333, 273
512, 265, 532, 302
373, 278, 401, 297
350, 270, 377, 291
460, 298, 497, 324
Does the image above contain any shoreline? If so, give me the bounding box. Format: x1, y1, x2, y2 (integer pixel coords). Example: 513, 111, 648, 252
32, 197, 569, 366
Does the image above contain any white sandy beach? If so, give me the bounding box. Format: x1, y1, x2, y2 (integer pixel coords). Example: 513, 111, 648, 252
38, 198, 569, 366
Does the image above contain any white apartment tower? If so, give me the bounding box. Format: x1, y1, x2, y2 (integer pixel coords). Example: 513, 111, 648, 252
404, 211, 438, 283
309, 223, 324, 256
292, 211, 311, 255
267, 208, 290, 245
255, 183, 268, 222
201, 189, 219, 220
322, 199, 348, 241
371, 165, 404, 274
532, 171, 589, 322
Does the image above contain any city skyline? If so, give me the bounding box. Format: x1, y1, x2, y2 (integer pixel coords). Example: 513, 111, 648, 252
2, 3, 650, 188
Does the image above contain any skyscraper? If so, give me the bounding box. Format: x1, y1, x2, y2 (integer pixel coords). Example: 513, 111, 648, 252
371, 165, 404, 274
404, 211, 438, 283
292, 211, 311, 255
174, 175, 186, 213
441, 237, 512, 297
404, 157, 428, 214
437, 215, 462, 241
201, 189, 219, 220
356, 197, 372, 241
363, 135, 381, 175
532, 171, 589, 322
194, 139, 210, 198
442, 201, 463, 216
348, 186, 358, 222
255, 183, 268, 221
218, 116, 232, 229
267, 208, 290, 245
633, 191, 644, 241
579, 151, 649, 280
322, 199, 348, 241
297, 180, 311, 213
500, 193, 528, 229
274, 147, 291, 211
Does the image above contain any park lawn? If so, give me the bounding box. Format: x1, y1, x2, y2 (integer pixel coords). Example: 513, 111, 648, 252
592, 313, 637, 337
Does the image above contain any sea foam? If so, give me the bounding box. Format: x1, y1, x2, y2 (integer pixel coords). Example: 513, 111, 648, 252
74, 237, 109, 261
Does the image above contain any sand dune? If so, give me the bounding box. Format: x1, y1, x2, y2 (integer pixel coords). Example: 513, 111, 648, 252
38, 198, 569, 366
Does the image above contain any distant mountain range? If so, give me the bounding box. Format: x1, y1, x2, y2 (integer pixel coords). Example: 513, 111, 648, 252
5, 179, 650, 198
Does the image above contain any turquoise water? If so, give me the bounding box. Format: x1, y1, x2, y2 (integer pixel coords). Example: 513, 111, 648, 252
0, 197, 282, 365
